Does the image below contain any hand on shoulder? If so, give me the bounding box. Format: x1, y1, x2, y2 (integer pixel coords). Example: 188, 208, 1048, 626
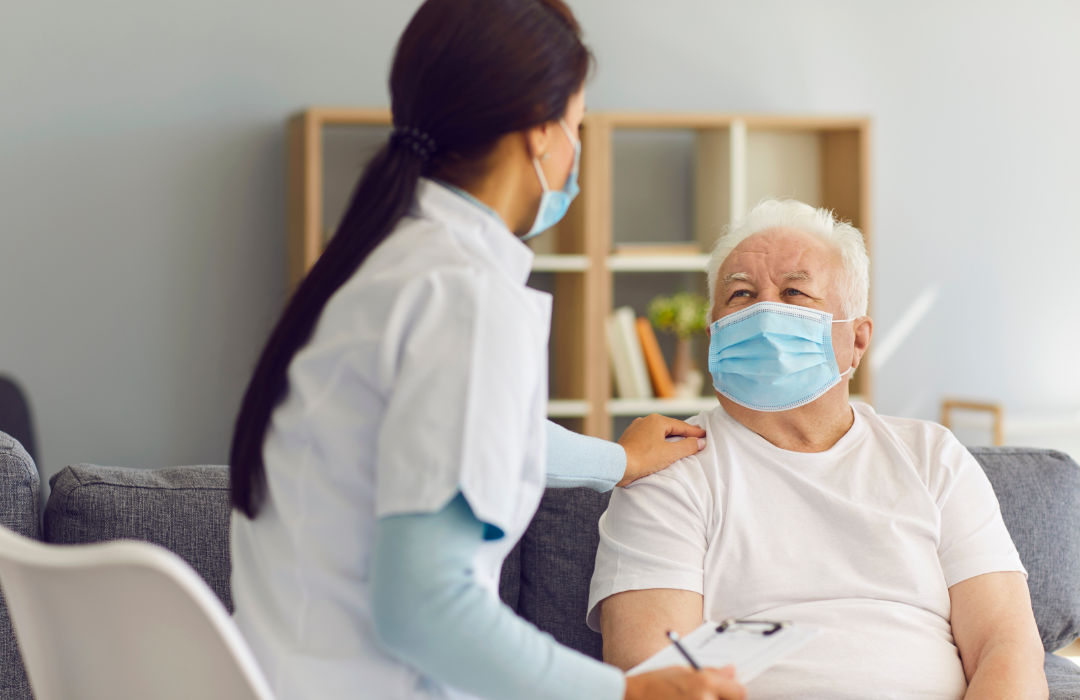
617, 414, 707, 487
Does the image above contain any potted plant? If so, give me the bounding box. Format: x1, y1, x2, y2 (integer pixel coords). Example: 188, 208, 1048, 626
647, 292, 709, 398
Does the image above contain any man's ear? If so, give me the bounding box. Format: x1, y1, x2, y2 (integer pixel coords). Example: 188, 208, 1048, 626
850, 317, 874, 370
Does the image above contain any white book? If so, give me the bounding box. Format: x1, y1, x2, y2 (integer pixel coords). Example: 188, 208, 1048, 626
611, 306, 654, 399
607, 311, 637, 399
617, 306, 654, 399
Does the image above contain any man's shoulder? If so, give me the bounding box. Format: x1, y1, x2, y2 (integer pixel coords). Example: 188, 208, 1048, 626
854, 402, 971, 478
626, 406, 732, 490
855, 402, 954, 444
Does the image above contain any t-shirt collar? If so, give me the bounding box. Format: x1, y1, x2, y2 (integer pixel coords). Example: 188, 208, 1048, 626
714, 400, 868, 460
412, 178, 534, 285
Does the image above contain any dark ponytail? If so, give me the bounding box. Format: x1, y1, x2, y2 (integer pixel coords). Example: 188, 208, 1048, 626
231, 0, 593, 518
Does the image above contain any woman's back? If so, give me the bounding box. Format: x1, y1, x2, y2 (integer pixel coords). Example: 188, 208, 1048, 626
230, 180, 551, 700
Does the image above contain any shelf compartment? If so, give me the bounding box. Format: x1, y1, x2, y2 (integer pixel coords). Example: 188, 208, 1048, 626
607, 254, 710, 272
531, 255, 590, 272
608, 397, 719, 416
547, 399, 591, 417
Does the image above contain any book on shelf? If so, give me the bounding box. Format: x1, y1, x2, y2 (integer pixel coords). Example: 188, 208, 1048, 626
606, 307, 653, 399
612, 242, 703, 257
635, 317, 676, 399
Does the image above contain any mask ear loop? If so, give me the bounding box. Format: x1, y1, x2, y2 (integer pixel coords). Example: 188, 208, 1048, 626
558, 118, 578, 145
832, 316, 859, 378
532, 157, 551, 193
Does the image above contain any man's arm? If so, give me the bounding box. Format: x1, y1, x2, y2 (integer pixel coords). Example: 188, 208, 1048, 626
599, 588, 704, 671
949, 571, 1047, 700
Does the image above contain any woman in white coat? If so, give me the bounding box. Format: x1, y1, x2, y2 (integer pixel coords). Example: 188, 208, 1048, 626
228, 1, 745, 699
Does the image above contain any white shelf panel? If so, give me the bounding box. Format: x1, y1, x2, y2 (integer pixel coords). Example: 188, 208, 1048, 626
607, 254, 710, 272
547, 399, 591, 417
608, 397, 719, 416
531, 255, 590, 272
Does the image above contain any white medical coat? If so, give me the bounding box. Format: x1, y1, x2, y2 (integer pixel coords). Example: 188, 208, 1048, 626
230, 179, 551, 700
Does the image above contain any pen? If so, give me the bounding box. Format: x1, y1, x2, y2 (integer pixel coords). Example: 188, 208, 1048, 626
666, 630, 701, 670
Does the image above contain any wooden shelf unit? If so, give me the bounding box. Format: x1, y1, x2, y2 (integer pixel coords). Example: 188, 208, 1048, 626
288, 109, 872, 440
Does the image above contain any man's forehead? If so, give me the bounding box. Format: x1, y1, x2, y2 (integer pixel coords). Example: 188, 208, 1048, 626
719, 228, 837, 277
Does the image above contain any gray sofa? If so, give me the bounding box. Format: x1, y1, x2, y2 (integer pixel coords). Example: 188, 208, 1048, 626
3, 432, 1080, 699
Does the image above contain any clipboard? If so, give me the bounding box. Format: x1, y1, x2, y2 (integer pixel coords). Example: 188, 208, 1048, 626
627, 619, 822, 683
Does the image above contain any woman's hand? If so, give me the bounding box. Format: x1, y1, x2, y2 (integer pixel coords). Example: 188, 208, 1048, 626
616, 414, 707, 487
625, 666, 746, 700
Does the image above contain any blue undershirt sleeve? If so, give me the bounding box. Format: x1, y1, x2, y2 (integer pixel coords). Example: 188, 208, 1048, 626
371, 493, 625, 700
544, 420, 626, 492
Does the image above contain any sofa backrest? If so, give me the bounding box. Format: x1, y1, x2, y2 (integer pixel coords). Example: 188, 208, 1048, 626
969, 447, 1080, 652
8, 445, 1080, 684
45, 464, 233, 612
0, 431, 40, 700
512, 487, 611, 660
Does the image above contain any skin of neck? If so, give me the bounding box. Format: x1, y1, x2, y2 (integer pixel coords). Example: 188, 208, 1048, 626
710, 228, 873, 453
447, 89, 586, 237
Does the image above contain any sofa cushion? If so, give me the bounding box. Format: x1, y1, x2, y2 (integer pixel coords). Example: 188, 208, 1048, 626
970, 448, 1080, 653
1046, 653, 1080, 699
498, 539, 522, 612
516, 487, 611, 661
0, 432, 39, 700
45, 464, 232, 612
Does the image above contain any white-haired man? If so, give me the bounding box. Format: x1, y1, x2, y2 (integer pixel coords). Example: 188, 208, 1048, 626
588, 199, 1047, 699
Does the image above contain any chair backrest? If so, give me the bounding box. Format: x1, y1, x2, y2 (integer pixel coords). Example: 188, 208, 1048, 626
0, 525, 275, 700
0, 378, 36, 465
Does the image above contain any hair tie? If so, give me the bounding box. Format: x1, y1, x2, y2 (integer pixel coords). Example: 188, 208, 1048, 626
391, 126, 438, 162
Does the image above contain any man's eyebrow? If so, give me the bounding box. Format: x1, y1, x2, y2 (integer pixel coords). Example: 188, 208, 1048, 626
721, 272, 751, 291
782, 270, 813, 283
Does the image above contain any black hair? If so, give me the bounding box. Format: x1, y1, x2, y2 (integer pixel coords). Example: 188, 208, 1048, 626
230, 0, 592, 517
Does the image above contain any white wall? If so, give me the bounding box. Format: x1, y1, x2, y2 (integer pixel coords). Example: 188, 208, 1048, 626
2, 0, 1078, 486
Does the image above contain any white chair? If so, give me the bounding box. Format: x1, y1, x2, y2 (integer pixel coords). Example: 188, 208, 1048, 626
0, 525, 276, 700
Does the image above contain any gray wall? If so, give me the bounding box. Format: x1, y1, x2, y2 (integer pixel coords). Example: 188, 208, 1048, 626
2, 0, 1078, 486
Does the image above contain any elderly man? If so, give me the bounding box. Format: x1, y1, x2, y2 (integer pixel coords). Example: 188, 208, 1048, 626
588, 199, 1046, 699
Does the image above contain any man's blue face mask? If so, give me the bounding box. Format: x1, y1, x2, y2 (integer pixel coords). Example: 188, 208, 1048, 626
708, 301, 855, 412
522, 119, 580, 241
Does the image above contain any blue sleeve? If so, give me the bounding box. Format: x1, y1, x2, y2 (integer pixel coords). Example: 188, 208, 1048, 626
371, 493, 625, 700
545, 420, 626, 491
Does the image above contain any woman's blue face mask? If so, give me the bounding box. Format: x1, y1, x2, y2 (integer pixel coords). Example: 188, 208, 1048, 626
708, 301, 855, 412
522, 119, 580, 241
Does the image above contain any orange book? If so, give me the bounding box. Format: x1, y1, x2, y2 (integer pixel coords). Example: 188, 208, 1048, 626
635, 317, 675, 399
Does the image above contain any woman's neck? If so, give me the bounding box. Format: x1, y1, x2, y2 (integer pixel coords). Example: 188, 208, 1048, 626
450, 134, 539, 236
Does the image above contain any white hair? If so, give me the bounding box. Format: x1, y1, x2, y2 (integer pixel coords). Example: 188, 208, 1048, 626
706, 199, 870, 320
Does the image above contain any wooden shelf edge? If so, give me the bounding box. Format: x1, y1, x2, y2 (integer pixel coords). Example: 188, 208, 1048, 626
608, 397, 720, 416
532, 255, 591, 272
603, 111, 871, 131
547, 399, 591, 418
607, 254, 710, 272
300, 107, 393, 125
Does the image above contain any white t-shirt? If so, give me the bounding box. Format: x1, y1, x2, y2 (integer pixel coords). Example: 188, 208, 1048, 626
231, 180, 550, 700
588, 402, 1026, 700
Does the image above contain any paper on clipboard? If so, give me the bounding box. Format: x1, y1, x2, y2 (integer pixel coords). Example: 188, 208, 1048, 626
627, 620, 822, 684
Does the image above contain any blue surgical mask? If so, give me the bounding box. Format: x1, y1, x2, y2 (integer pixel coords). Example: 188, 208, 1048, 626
522, 119, 580, 241
708, 301, 855, 412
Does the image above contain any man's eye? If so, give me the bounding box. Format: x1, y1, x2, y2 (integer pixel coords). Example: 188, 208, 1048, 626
784, 289, 804, 297
731, 290, 751, 299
